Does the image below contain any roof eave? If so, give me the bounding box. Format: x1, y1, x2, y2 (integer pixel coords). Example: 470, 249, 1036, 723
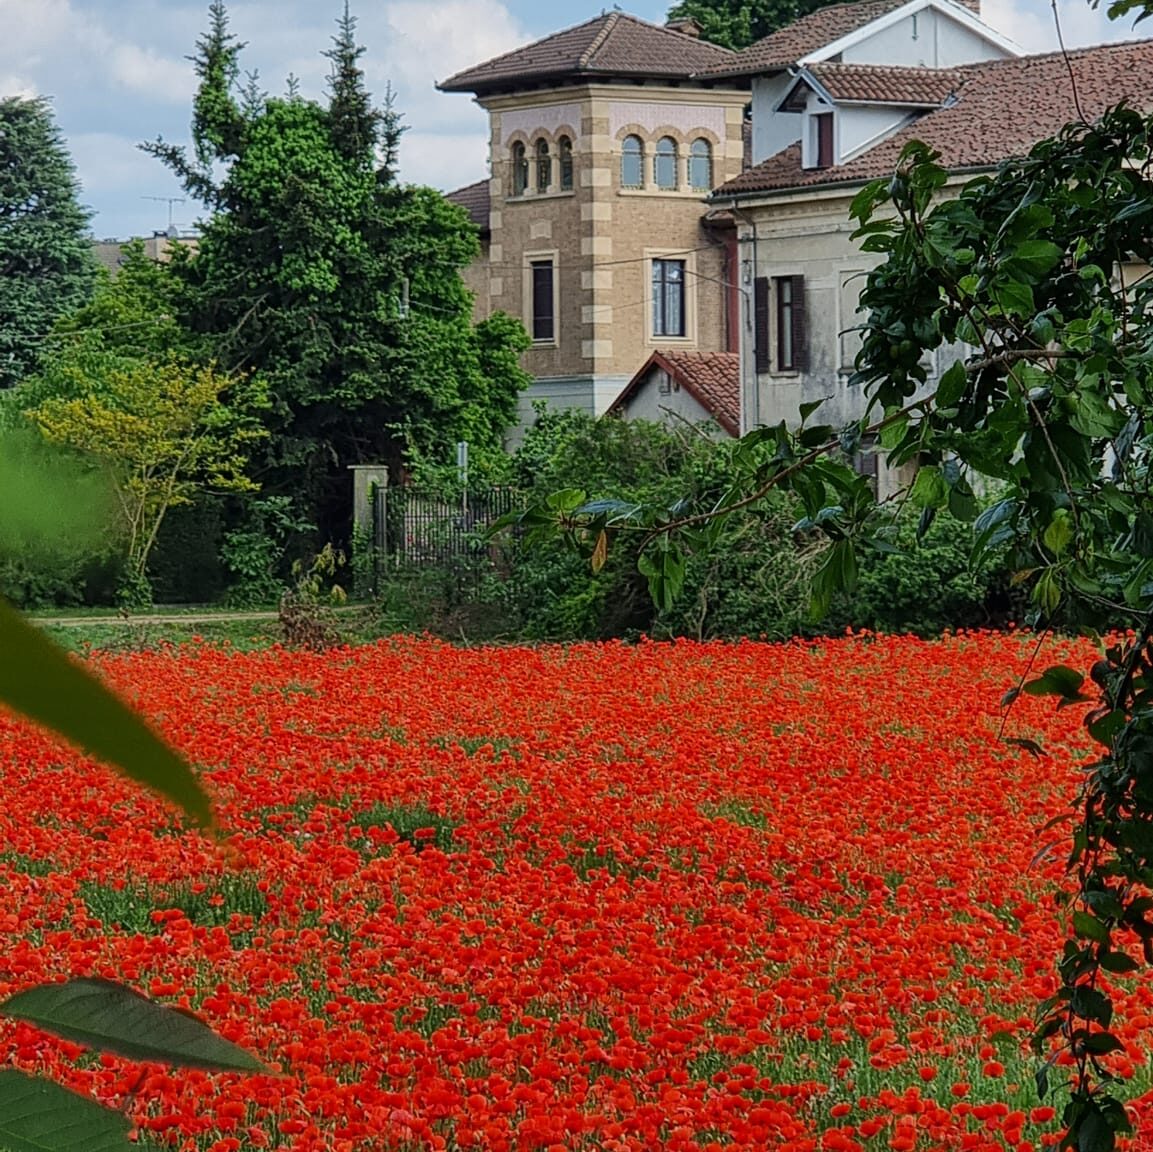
836, 98, 949, 108
691, 62, 790, 81
440, 66, 743, 96
708, 161, 995, 203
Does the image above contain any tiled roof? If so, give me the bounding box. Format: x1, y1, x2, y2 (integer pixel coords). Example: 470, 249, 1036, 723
714, 39, 1153, 197
698, 0, 909, 77
438, 13, 735, 94
445, 179, 490, 233
803, 62, 965, 105
612, 350, 741, 436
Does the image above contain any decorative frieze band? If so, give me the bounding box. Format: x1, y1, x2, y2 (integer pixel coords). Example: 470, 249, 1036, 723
608, 102, 726, 140
500, 103, 582, 145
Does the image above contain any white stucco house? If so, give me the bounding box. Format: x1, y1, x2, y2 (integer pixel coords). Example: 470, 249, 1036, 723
700, 0, 1153, 495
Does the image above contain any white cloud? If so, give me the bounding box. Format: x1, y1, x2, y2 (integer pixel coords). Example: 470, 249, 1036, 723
383, 0, 529, 87
108, 43, 196, 103
399, 129, 490, 191
0, 76, 38, 99
981, 0, 1140, 50
0, 0, 195, 104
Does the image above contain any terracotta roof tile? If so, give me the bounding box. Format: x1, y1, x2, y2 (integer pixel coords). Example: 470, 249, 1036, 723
445, 179, 490, 232
438, 13, 735, 94
803, 62, 965, 105
715, 39, 1153, 197
612, 350, 741, 436
698, 0, 909, 77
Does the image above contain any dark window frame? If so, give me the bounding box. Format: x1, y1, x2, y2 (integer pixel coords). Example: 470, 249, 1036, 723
558, 136, 574, 191
530, 259, 555, 343
534, 138, 550, 193
814, 113, 834, 169
511, 142, 528, 196
652, 258, 687, 338
621, 135, 644, 189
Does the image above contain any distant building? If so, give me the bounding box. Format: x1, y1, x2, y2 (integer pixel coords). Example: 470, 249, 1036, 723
439, 13, 750, 443
608, 349, 739, 437
92, 229, 199, 275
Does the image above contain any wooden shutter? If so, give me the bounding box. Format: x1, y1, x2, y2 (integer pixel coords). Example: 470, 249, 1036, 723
754, 276, 770, 374
816, 114, 834, 168
789, 275, 808, 372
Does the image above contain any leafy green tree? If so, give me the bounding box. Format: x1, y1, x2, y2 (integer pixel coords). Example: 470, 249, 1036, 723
13, 242, 191, 417
0, 97, 98, 389
144, 1, 529, 535
27, 358, 267, 605
666, 0, 846, 49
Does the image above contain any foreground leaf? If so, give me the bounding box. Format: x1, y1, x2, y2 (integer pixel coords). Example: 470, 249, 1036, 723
0, 1068, 135, 1152
0, 600, 213, 829
1, 979, 264, 1071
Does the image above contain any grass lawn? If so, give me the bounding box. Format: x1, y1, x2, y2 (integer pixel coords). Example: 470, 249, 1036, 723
0, 632, 1146, 1150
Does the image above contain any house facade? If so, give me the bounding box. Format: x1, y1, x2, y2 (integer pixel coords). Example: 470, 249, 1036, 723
439, 15, 750, 441
609, 349, 740, 437
708, 35, 1153, 484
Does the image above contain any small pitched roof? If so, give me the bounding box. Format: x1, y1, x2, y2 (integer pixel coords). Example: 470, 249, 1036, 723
438, 12, 735, 94
611, 350, 741, 436
445, 179, 490, 233
714, 39, 1153, 197
796, 62, 965, 106
699, 0, 909, 78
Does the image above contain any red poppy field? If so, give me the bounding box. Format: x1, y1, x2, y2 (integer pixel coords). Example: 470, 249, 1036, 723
2, 631, 1153, 1151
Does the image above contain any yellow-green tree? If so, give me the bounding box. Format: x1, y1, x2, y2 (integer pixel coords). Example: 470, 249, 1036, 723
27, 358, 268, 603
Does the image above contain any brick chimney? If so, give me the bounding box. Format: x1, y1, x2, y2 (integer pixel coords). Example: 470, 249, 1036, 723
665, 17, 702, 37
955, 0, 980, 12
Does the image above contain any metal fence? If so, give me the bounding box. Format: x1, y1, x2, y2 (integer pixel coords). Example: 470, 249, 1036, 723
372, 484, 522, 574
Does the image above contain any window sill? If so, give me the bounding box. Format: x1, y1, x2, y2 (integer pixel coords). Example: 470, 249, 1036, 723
508, 190, 576, 203
619, 188, 710, 198
649, 334, 694, 344
529, 339, 559, 349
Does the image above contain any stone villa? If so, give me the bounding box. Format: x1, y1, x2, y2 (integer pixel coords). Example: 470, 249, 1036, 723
438, 2, 1153, 454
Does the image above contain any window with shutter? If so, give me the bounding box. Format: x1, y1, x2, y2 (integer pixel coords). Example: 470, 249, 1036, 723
790, 274, 808, 372
754, 277, 770, 375
774, 275, 807, 372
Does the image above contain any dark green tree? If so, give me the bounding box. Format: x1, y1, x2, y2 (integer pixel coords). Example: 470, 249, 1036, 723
0, 97, 98, 389
143, 2, 529, 535
666, 0, 846, 49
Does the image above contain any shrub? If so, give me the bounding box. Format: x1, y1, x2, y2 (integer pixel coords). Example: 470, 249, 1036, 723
374, 412, 1015, 643
819, 509, 1014, 638
221, 496, 314, 609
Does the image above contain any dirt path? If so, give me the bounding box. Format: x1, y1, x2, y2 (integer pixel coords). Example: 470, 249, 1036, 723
33, 611, 283, 628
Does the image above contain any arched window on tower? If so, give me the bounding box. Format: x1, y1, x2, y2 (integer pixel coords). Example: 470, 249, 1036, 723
558, 136, 574, 191
535, 138, 550, 193
689, 138, 712, 192
511, 142, 528, 196
621, 135, 644, 189
655, 136, 678, 190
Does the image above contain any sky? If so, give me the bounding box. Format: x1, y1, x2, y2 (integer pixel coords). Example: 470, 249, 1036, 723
4, 0, 1143, 240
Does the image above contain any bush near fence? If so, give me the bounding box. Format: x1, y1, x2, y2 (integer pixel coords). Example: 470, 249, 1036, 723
364, 415, 1016, 642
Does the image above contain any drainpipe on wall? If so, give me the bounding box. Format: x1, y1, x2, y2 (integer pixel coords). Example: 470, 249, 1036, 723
729, 202, 761, 437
